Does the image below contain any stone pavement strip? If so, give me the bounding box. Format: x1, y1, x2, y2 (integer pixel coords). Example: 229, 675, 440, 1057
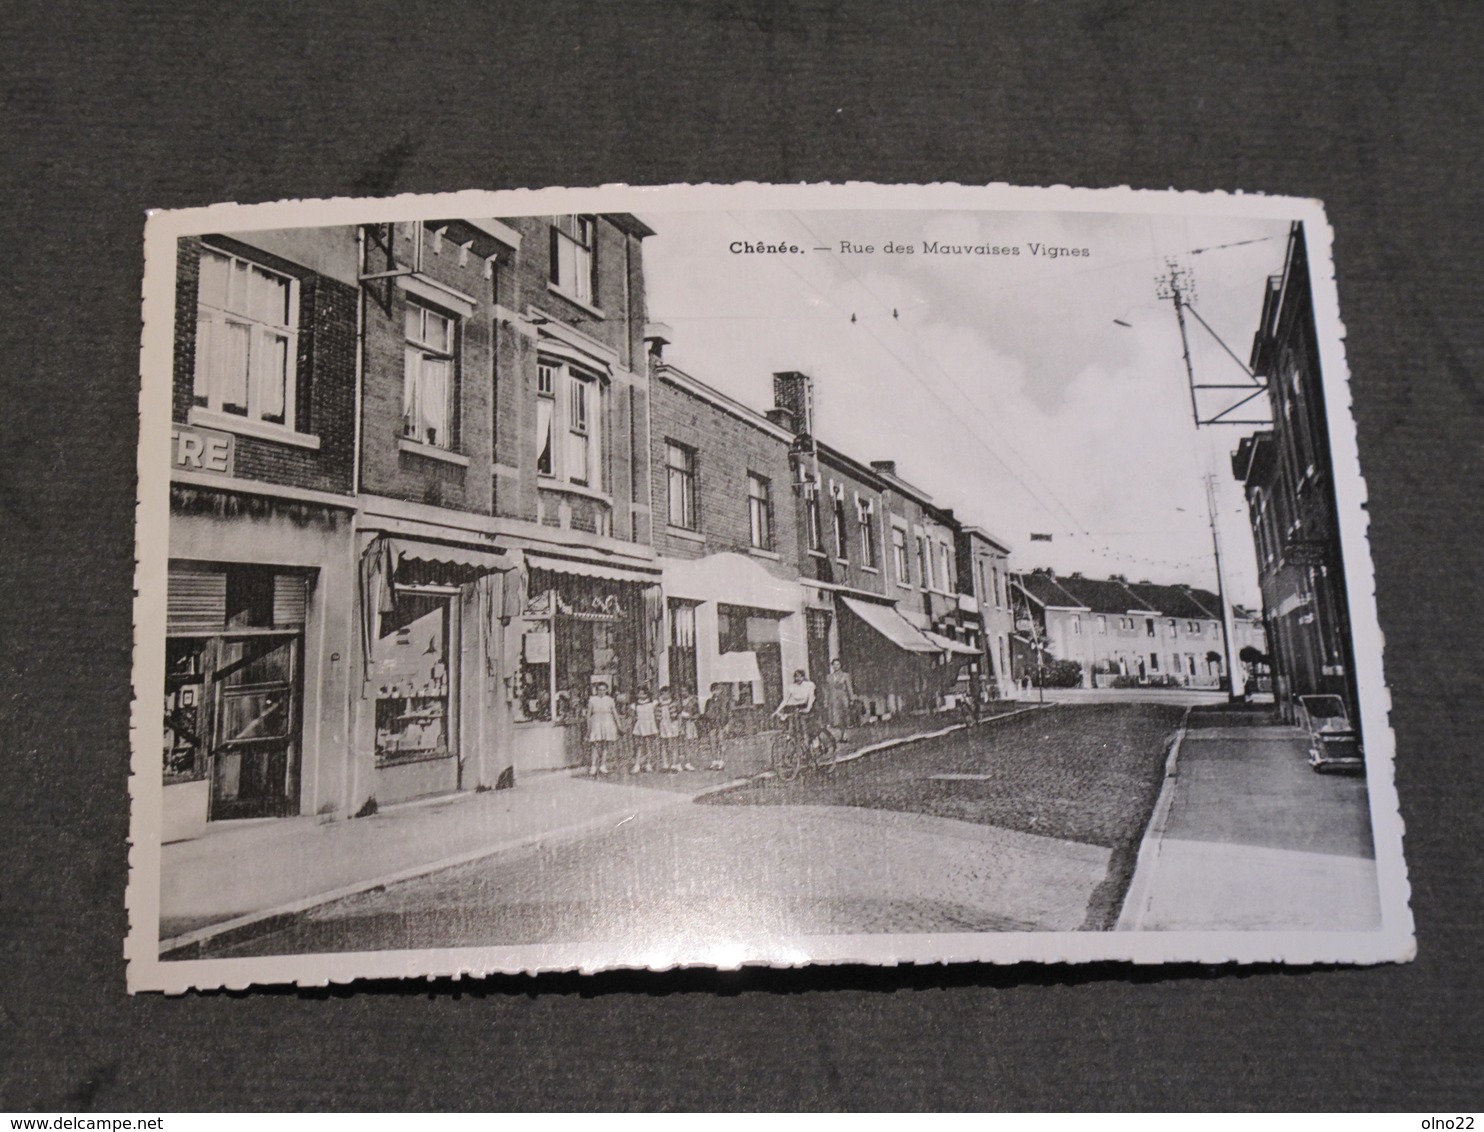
158, 772, 691, 950
1117, 711, 1381, 932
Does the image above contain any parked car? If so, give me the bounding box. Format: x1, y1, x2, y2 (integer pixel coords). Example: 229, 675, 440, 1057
1295, 694, 1364, 774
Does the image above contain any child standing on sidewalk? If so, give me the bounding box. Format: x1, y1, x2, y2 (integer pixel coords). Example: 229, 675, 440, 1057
678, 690, 700, 772
630, 685, 659, 773
657, 686, 682, 771
585, 681, 618, 776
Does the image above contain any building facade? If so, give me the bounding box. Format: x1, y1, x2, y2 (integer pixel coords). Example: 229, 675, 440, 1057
1012, 570, 1232, 689
1232, 222, 1357, 724
647, 349, 808, 714
957, 526, 1016, 699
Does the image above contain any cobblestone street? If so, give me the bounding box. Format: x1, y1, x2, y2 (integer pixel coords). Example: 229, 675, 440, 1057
206, 703, 1178, 956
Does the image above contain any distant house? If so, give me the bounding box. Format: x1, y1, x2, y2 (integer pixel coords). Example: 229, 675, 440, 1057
1011, 570, 1234, 689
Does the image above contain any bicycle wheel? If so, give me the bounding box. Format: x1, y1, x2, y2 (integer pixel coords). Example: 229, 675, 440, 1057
814, 728, 838, 774
775, 732, 803, 782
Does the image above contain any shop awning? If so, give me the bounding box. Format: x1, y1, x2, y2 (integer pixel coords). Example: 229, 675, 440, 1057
924, 630, 980, 656
839, 596, 940, 654
712, 650, 764, 686
525, 552, 661, 586
387, 539, 510, 575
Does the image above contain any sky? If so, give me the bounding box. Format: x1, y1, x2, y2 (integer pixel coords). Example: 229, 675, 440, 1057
637, 207, 1296, 607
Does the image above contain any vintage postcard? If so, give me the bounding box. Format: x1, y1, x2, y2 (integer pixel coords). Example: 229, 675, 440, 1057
126, 182, 1413, 991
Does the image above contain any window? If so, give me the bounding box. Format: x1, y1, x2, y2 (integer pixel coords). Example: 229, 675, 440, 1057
1145, 618, 1156, 638
567, 376, 593, 485
891, 526, 910, 583
856, 497, 878, 567
1120, 617, 1134, 632
917, 534, 931, 590
990, 564, 1002, 608
805, 487, 823, 552
1167, 618, 1178, 637
538, 358, 603, 487
666, 442, 697, 529
831, 485, 849, 560
1097, 615, 1107, 635
403, 299, 457, 448
194, 247, 299, 428
939, 543, 953, 593
1149, 652, 1160, 671
550, 215, 597, 305
1187, 620, 1202, 634
1072, 616, 1082, 635
536, 362, 556, 475
748, 473, 773, 550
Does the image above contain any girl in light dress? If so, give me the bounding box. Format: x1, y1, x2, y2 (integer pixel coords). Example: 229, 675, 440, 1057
656, 686, 684, 772
629, 685, 659, 773
585, 681, 618, 776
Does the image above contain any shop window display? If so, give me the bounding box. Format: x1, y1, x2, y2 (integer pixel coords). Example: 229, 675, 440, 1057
373, 591, 452, 764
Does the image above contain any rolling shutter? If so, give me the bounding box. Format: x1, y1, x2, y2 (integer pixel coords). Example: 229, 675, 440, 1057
272, 572, 308, 627
167, 569, 227, 632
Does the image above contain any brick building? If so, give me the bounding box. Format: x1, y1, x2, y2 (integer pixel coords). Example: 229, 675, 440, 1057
647, 348, 808, 712
163, 227, 361, 838
956, 526, 1016, 699
1232, 222, 1357, 724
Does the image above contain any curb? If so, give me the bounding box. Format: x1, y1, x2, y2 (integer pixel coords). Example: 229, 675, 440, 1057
158, 796, 686, 960
1114, 705, 1193, 932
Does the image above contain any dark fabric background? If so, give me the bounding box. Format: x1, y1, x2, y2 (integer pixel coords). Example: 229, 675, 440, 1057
2, 0, 1480, 1111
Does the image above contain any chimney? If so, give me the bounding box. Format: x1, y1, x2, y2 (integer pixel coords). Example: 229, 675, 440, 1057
772, 371, 813, 436
643, 322, 673, 362
765, 407, 795, 432
870, 460, 897, 477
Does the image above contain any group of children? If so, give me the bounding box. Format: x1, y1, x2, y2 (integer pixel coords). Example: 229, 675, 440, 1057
583, 682, 728, 777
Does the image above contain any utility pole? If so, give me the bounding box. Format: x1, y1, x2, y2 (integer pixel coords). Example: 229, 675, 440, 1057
1204, 472, 1244, 700
1157, 260, 1246, 702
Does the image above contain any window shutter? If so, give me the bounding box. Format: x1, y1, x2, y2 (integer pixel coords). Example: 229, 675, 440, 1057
272, 572, 308, 627
167, 569, 226, 632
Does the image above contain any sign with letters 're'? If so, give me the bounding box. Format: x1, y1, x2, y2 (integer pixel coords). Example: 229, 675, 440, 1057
171, 424, 235, 476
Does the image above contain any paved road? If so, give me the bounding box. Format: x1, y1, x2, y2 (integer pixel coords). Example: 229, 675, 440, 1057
1034, 687, 1234, 707
214, 801, 1109, 959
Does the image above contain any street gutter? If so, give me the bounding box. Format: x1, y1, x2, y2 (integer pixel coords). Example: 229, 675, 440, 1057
1113, 705, 1193, 931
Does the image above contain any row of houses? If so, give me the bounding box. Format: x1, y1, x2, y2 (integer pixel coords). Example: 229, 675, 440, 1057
1012, 569, 1266, 689
160, 213, 1016, 836
1231, 222, 1358, 725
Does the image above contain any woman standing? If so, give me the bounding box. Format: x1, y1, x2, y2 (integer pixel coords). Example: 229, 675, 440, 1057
824, 658, 857, 738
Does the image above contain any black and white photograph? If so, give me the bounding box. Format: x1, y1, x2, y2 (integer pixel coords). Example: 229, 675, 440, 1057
125, 183, 1412, 991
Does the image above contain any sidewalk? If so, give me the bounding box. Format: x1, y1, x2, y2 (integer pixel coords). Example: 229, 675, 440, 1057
158, 709, 1021, 954
1117, 705, 1381, 932
158, 771, 692, 952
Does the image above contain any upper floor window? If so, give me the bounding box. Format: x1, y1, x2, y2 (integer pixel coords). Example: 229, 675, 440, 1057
1167, 618, 1178, 636
1187, 620, 1202, 634
831, 485, 849, 561
1096, 615, 1107, 634
917, 533, 932, 590
1072, 616, 1082, 635
856, 497, 878, 568
195, 247, 299, 428
891, 526, 910, 584
666, 441, 697, 529
403, 300, 457, 448
939, 543, 953, 593
536, 356, 601, 486
748, 473, 773, 550
805, 486, 823, 553
1145, 617, 1156, 638
550, 215, 597, 306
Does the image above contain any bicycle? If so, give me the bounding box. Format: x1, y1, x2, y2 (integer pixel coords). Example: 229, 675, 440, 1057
772, 706, 839, 782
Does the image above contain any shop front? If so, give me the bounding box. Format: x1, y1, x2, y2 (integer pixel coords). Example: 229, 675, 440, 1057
836, 594, 945, 718
659, 551, 807, 717
356, 535, 517, 808
163, 487, 355, 842
508, 552, 663, 772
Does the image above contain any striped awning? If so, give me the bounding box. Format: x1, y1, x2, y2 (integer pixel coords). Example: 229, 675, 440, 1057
525, 552, 660, 586
839, 596, 940, 654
